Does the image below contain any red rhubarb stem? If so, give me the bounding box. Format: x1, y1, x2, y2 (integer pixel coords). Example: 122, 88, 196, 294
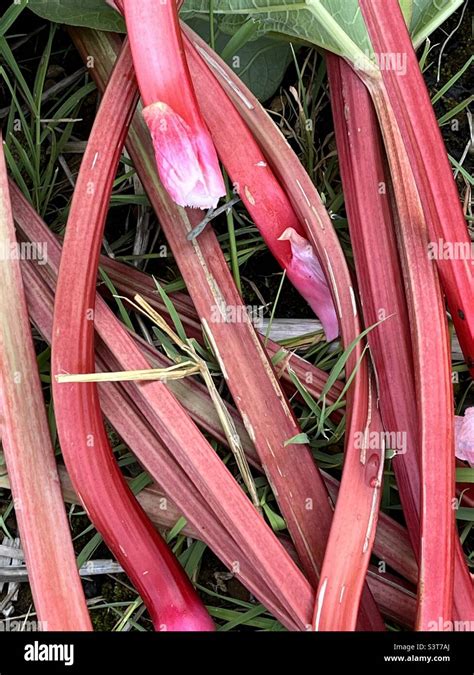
326, 51, 420, 554
183, 27, 386, 630
0, 137, 91, 630
327, 53, 474, 625
122, 0, 225, 208
13, 182, 419, 592
359, 0, 474, 375
181, 39, 338, 341
51, 41, 214, 631
355, 70, 455, 630
70, 25, 384, 631
83, 28, 334, 596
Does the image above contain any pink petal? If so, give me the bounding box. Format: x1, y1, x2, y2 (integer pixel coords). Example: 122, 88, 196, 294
455, 407, 474, 466
142, 102, 225, 209
279, 228, 339, 341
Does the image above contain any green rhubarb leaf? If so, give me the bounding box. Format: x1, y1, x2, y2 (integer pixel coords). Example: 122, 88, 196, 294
184, 0, 375, 65
188, 17, 293, 101
410, 0, 464, 48
184, 0, 464, 67
26, 0, 291, 100
26, 0, 463, 54
27, 0, 125, 32
399, 0, 414, 25
218, 13, 250, 35
234, 37, 293, 100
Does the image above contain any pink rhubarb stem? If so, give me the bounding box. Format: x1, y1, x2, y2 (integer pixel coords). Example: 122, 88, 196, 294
20, 205, 418, 621
79, 29, 335, 597
353, 68, 455, 630
0, 136, 91, 630
23, 264, 300, 629
12, 184, 417, 590
99, 254, 344, 405
51, 41, 214, 631
181, 39, 338, 341
122, 0, 225, 208
327, 53, 474, 626
326, 50, 420, 555
53, 31, 319, 633
120, 1, 337, 339
359, 0, 474, 375
182, 27, 386, 631
71, 25, 384, 631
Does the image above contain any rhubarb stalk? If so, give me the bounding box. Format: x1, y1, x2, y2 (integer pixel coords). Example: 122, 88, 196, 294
13, 181, 421, 622
350, 8, 456, 626
326, 53, 474, 625
179, 39, 338, 341
326, 51, 420, 554
14, 184, 413, 583
70, 27, 339, 601
51, 41, 214, 632
360, 0, 474, 375
122, 0, 225, 208
96, 254, 345, 412
49, 32, 326, 632
0, 135, 91, 631
371, 85, 455, 630
182, 27, 385, 630
10, 178, 322, 631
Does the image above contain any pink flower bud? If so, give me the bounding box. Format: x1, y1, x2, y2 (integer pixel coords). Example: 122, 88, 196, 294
122, 0, 225, 210
279, 228, 339, 341
142, 102, 224, 209
455, 407, 474, 466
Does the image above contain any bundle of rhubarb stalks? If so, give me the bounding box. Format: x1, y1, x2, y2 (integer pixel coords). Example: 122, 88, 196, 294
0, 0, 472, 632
